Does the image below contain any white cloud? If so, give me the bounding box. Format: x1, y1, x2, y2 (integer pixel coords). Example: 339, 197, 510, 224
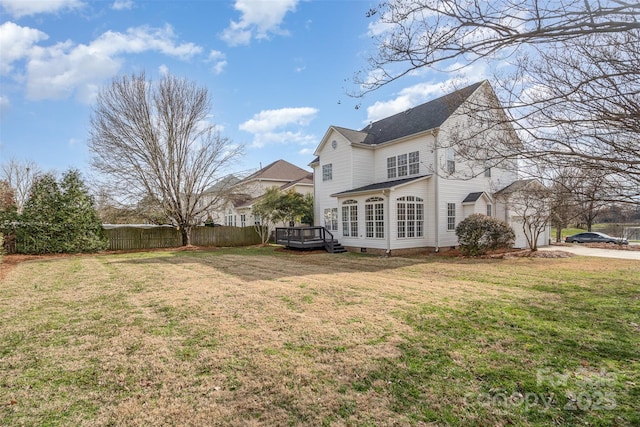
212, 61, 227, 75
111, 0, 133, 10
239, 106, 318, 148
366, 82, 447, 122
158, 64, 169, 76
0, 94, 10, 115
221, 0, 299, 46
367, 18, 395, 38
19, 24, 202, 102
240, 107, 317, 133
0, 22, 48, 75
0, 0, 84, 17
207, 50, 227, 75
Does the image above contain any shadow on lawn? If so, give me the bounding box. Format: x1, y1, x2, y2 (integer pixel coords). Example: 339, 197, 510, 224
103, 245, 500, 282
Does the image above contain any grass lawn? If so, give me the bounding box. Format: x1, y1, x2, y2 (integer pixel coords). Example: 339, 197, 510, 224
1, 247, 638, 426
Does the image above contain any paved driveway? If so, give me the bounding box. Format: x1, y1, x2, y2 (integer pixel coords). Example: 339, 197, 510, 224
540, 244, 640, 260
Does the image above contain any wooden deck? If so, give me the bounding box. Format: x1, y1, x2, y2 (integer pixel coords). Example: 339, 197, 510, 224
275, 227, 346, 253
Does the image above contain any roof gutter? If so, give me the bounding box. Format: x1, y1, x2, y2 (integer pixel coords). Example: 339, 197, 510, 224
433, 130, 440, 252
383, 189, 391, 256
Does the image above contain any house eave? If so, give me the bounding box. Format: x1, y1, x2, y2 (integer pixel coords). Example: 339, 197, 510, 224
330, 175, 431, 198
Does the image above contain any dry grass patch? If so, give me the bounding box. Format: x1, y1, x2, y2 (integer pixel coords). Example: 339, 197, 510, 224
1, 247, 638, 426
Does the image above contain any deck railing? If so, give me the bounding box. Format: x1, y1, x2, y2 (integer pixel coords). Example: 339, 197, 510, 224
275, 226, 336, 251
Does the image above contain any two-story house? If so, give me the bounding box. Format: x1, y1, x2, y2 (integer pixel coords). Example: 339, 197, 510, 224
310, 81, 549, 254
206, 159, 313, 227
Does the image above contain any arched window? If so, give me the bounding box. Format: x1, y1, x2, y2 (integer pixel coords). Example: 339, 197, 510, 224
397, 196, 424, 238
341, 200, 358, 237
365, 197, 384, 238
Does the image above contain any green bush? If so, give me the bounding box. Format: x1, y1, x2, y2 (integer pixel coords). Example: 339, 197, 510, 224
455, 213, 515, 256
15, 170, 107, 254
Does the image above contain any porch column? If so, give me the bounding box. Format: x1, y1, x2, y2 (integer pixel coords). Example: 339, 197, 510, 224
383, 189, 391, 254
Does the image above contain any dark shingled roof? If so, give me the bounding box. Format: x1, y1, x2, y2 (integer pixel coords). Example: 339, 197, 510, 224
358, 81, 484, 146
462, 192, 485, 203
331, 175, 431, 197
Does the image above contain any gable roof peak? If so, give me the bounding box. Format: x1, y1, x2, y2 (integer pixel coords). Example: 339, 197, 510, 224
243, 159, 310, 182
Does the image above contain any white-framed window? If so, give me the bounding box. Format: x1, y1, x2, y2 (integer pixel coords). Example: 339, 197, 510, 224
322, 163, 333, 181
387, 157, 397, 179
324, 208, 338, 231
447, 161, 455, 174
397, 196, 424, 238
387, 151, 419, 179
254, 214, 261, 225
240, 214, 246, 227
341, 200, 358, 237
446, 148, 455, 174
484, 159, 491, 177
486, 204, 492, 217
447, 203, 456, 231
226, 209, 234, 226
409, 151, 420, 175
365, 197, 384, 239
398, 153, 408, 177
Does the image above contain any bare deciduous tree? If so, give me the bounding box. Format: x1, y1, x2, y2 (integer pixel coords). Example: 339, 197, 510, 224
508, 181, 552, 251
0, 159, 42, 214
89, 72, 243, 246
358, 0, 640, 202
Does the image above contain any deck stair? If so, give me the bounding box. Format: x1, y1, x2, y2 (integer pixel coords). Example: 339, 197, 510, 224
325, 239, 347, 254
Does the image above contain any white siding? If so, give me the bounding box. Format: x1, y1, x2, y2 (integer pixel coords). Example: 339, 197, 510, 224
351, 147, 375, 188
314, 131, 355, 227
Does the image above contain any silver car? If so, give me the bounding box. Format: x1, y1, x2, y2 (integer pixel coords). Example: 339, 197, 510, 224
565, 232, 629, 245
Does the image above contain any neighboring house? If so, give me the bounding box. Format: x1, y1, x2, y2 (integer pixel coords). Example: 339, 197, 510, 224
204, 159, 313, 227
310, 80, 549, 254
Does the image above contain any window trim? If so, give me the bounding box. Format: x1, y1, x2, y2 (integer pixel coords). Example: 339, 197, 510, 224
446, 148, 455, 174
387, 157, 397, 179
324, 207, 338, 231
365, 197, 384, 239
341, 200, 358, 237
387, 151, 419, 179
322, 163, 333, 181
447, 203, 456, 231
397, 196, 424, 239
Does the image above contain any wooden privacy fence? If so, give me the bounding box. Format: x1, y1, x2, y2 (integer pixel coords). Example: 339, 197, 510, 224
103, 226, 261, 251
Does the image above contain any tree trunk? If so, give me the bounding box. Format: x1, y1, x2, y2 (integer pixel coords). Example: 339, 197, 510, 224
180, 226, 191, 246
555, 227, 562, 243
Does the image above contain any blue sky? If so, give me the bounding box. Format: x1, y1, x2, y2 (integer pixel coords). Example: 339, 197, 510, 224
0, 0, 489, 177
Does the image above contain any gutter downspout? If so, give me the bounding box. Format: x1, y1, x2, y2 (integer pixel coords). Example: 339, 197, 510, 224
433, 130, 440, 252
383, 189, 391, 256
